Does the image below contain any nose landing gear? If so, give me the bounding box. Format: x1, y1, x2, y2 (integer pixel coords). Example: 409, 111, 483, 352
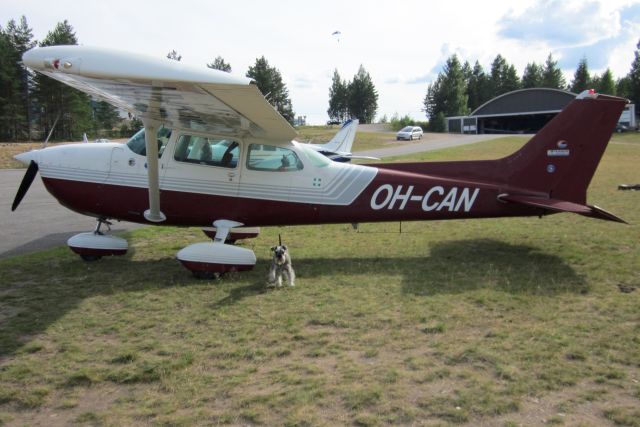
67, 218, 128, 261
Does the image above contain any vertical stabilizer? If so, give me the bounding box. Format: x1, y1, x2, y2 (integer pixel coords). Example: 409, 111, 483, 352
502, 91, 627, 204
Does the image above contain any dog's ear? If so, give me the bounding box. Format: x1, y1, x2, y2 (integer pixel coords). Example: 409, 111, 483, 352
270, 246, 276, 251
282, 245, 287, 250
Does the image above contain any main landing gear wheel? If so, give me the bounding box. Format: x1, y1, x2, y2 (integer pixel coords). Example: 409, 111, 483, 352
178, 220, 257, 279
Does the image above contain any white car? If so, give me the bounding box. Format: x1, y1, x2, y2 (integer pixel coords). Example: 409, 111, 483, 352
396, 126, 423, 140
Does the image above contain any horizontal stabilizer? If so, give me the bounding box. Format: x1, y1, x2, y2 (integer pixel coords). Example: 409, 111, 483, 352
498, 194, 627, 224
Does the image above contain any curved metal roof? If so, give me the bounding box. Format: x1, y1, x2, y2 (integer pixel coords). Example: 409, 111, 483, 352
471, 88, 577, 117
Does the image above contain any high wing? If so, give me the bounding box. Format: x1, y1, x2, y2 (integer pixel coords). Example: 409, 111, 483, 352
22, 45, 297, 141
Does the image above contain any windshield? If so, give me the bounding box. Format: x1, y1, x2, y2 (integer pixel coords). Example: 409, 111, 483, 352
126, 127, 172, 157
247, 144, 303, 172
299, 144, 332, 168
400, 126, 413, 132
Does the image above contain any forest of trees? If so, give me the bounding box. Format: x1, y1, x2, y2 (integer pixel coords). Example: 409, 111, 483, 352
2, 14, 639, 140
423, 44, 640, 131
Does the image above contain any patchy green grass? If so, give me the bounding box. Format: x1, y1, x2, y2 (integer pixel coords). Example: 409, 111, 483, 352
0, 134, 638, 425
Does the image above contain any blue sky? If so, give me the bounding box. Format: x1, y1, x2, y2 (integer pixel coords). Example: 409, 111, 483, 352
2, 0, 639, 124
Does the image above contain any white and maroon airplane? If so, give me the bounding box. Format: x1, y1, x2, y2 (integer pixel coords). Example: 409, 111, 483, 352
13, 45, 627, 278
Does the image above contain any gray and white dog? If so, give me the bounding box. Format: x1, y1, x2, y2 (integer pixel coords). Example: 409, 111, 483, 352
267, 245, 295, 287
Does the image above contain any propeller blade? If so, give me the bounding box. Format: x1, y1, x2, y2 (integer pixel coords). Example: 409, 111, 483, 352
11, 160, 39, 211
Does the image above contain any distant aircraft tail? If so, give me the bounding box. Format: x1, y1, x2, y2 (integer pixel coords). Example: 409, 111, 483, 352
322, 119, 359, 153
498, 90, 628, 222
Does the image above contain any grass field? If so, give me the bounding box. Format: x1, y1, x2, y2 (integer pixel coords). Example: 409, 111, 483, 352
0, 134, 639, 426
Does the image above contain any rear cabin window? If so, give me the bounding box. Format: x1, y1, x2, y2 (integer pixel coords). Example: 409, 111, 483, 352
246, 144, 303, 172
173, 135, 240, 168
126, 127, 172, 157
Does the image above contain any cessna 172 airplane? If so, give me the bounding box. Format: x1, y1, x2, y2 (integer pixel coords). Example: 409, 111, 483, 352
13, 45, 627, 277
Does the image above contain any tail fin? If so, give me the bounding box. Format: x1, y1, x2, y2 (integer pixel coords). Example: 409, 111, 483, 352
322, 119, 359, 153
503, 91, 627, 204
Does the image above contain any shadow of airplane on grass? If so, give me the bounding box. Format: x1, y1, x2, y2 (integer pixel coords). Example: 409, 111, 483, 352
0, 239, 586, 358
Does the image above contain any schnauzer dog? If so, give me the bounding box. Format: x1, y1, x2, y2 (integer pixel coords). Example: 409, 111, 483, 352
267, 245, 295, 287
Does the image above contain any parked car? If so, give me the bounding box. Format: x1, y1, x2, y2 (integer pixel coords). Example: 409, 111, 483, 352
396, 126, 423, 140
615, 123, 628, 133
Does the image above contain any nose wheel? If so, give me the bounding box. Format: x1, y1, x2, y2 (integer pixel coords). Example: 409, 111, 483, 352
67, 218, 128, 261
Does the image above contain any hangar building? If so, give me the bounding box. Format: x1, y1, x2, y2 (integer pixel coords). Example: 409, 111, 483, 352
447, 88, 637, 134
447, 88, 576, 134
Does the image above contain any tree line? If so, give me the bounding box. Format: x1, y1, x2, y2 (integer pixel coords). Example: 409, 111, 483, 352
0, 16, 297, 142
424, 44, 640, 131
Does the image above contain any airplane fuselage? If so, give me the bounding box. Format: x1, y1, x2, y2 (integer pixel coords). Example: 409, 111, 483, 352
25, 134, 534, 228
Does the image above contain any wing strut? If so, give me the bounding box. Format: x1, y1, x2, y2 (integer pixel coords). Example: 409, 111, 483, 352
143, 119, 166, 223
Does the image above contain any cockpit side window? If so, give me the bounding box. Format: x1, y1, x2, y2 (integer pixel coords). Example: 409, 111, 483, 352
126, 127, 172, 158
246, 144, 303, 172
173, 134, 240, 168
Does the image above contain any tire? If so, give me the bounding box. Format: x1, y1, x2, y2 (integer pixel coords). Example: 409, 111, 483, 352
192, 270, 221, 280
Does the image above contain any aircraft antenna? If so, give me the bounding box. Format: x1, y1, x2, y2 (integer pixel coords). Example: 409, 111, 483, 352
43, 112, 61, 149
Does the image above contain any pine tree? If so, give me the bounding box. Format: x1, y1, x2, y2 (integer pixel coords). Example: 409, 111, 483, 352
466, 61, 490, 111
166, 50, 182, 61
628, 39, 640, 108
93, 101, 120, 136
594, 68, 616, 95
346, 65, 378, 123
616, 76, 632, 100
246, 56, 294, 123
489, 54, 521, 96
423, 55, 468, 131
570, 57, 590, 93
541, 53, 566, 89
327, 69, 349, 122
439, 55, 469, 117
31, 20, 93, 141
522, 62, 543, 88
207, 56, 231, 72
0, 16, 35, 141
